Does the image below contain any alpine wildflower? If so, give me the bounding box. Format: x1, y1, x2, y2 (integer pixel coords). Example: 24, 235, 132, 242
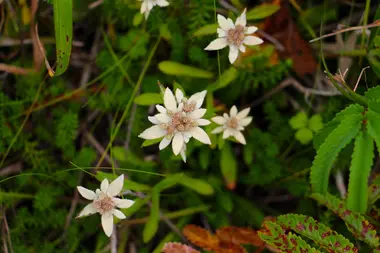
204, 8, 263, 64
211, 106, 252, 145
76, 175, 134, 237
139, 0, 169, 19
139, 88, 211, 162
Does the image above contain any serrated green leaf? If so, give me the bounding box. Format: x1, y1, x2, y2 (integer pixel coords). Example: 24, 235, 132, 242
158, 61, 213, 78
193, 24, 218, 37
246, 4, 280, 20
143, 190, 160, 242
368, 49, 380, 78
277, 214, 357, 253
311, 193, 379, 247
53, 0, 72, 76
365, 86, 380, 114
220, 142, 237, 189
295, 128, 313, 144
207, 67, 238, 92
289, 112, 308, 129
95, 172, 151, 192
134, 93, 163, 106
367, 110, 380, 153
310, 114, 363, 194
308, 114, 323, 133
347, 130, 374, 213
313, 104, 364, 150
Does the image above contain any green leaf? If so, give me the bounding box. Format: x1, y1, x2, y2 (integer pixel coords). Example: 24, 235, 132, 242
142, 138, 162, 147
207, 67, 238, 92
158, 61, 213, 78
311, 193, 379, 247
367, 110, 380, 153
179, 175, 214, 195
246, 4, 280, 20
313, 104, 364, 150
310, 114, 363, 194
143, 190, 160, 242
365, 86, 380, 114
123, 195, 151, 217
53, 0, 72, 76
134, 93, 163, 106
347, 130, 374, 213
95, 172, 151, 192
133, 12, 144, 26
368, 49, 380, 78
193, 24, 218, 37
277, 214, 357, 253
289, 112, 308, 130
308, 114, 324, 133
243, 142, 254, 165
220, 142, 237, 189
368, 174, 380, 204
112, 146, 127, 161
295, 128, 313, 144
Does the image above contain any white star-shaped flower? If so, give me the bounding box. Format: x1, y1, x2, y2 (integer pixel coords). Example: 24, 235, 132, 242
139, 0, 169, 19
204, 8, 263, 64
139, 88, 211, 162
211, 106, 252, 145
76, 175, 134, 237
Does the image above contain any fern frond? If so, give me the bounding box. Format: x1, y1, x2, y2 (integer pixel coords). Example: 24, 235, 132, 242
310, 114, 363, 194
311, 193, 379, 248
347, 129, 374, 213
277, 214, 357, 253
259, 221, 322, 253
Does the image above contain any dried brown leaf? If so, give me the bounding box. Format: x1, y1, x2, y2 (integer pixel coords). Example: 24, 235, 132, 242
215, 242, 247, 253
216, 226, 265, 247
183, 225, 220, 251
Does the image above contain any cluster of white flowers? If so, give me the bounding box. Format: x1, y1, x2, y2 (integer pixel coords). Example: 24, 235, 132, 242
139, 88, 211, 162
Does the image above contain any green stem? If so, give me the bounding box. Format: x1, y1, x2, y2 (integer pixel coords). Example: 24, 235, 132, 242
96, 36, 162, 168
0, 191, 35, 199
359, 0, 371, 66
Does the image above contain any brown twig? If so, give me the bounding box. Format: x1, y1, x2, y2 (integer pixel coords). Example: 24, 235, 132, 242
0, 162, 22, 177
80, 30, 101, 88
0, 37, 84, 47
31, 0, 44, 72
84, 131, 119, 167
88, 0, 104, 9
335, 171, 347, 198
353, 66, 370, 92
0, 63, 33, 75
310, 20, 380, 43
2, 213, 14, 253
111, 225, 117, 253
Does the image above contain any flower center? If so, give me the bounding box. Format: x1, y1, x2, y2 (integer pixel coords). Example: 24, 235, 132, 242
162, 112, 196, 136
227, 117, 239, 129
226, 25, 245, 46
94, 195, 115, 215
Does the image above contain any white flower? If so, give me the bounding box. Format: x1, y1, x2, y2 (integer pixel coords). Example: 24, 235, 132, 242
139, 0, 169, 19
76, 175, 134, 237
139, 88, 211, 162
211, 106, 252, 145
204, 8, 263, 64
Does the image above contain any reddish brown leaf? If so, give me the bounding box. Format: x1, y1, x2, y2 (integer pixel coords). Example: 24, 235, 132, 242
162, 242, 200, 253
183, 225, 220, 251
216, 226, 265, 247
263, 3, 317, 76
215, 242, 247, 253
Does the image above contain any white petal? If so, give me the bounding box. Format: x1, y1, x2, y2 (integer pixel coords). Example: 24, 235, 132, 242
217, 14, 234, 31
156, 0, 169, 7
240, 116, 252, 127
189, 127, 211, 144
228, 46, 239, 64
223, 113, 229, 119
159, 137, 171, 150
211, 126, 224, 134
148, 116, 160, 124
233, 131, 246, 145
223, 128, 232, 139
113, 198, 135, 209
107, 174, 124, 197
212, 116, 226, 125
139, 125, 166, 139
239, 45, 246, 52
101, 213, 114, 237
164, 88, 177, 112
175, 89, 184, 103
140, 1, 147, 13
197, 119, 211, 126
180, 148, 187, 163
235, 8, 247, 27
188, 90, 207, 109
172, 133, 184, 155
76, 203, 97, 218
77, 186, 97, 200
155, 113, 171, 123
236, 107, 250, 119
230, 106, 238, 117
243, 36, 263, 46
147, 1, 154, 10
245, 26, 258, 34
113, 209, 126, 219
217, 28, 226, 37
156, 105, 167, 113
189, 108, 206, 119
144, 9, 150, 19
183, 132, 192, 143
100, 179, 109, 193
205, 38, 228, 51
